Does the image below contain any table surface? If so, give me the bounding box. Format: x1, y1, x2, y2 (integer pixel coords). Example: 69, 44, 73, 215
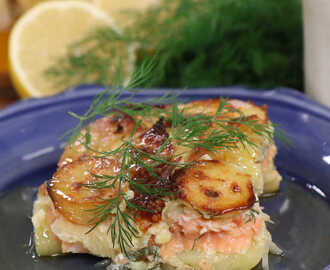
0, 87, 19, 109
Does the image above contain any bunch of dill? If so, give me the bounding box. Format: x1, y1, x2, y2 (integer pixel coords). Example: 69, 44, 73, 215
46, 0, 303, 91
134, 0, 303, 90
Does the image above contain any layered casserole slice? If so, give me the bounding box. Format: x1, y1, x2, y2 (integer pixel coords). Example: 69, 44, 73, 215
32, 98, 282, 269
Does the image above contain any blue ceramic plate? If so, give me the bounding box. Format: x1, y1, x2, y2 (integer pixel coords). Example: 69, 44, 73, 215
0, 86, 329, 270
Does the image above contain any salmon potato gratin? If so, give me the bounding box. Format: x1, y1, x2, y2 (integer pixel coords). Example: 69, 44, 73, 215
32, 98, 282, 270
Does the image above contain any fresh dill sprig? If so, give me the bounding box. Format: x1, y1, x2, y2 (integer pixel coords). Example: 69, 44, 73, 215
133, 0, 302, 90
126, 246, 159, 262
45, 25, 133, 89
159, 98, 274, 151
45, 0, 302, 91
64, 58, 157, 145
62, 57, 277, 255
81, 120, 184, 255
67, 84, 275, 255
245, 208, 260, 224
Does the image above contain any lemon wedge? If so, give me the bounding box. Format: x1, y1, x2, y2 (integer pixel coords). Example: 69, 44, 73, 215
9, 1, 133, 98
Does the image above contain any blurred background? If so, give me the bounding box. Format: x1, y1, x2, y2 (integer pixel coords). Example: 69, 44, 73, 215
0, 0, 306, 109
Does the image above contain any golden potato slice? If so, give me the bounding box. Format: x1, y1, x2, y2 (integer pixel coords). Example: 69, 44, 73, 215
32, 184, 62, 256
179, 98, 269, 148
59, 113, 137, 167
134, 117, 173, 156
227, 99, 268, 123
180, 98, 221, 116
48, 157, 122, 225
181, 98, 268, 123
176, 160, 255, 216
180, 98, 263, 113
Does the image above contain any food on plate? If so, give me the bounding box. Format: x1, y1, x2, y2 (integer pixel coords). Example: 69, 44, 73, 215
59, 98, 281, 195
32, 97, 282, 269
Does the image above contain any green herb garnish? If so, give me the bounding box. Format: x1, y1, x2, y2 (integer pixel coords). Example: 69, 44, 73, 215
63, 58, 277, 256
245, 208, 260, 224
45, 0, 302, 91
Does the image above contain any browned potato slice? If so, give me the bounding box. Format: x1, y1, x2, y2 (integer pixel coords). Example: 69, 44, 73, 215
59, 113, 137, 167
179, 98, 268, 147
48, 157, 122, 225
134, 117, 173, 156
182, 98, 271, 162
181, 98, 267, 122
176, 160, 255, 216
180, 98, 221, 116
227, 99, 268, 123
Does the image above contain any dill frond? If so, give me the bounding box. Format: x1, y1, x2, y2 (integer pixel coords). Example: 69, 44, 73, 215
134, 0, 302, 90
45, 26, 134, 90
68, 82, 277, 255
45, 0, 302, 91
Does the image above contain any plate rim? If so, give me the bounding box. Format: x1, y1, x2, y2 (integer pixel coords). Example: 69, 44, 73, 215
1, 86, 329, 122
0, 86, 330, 269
